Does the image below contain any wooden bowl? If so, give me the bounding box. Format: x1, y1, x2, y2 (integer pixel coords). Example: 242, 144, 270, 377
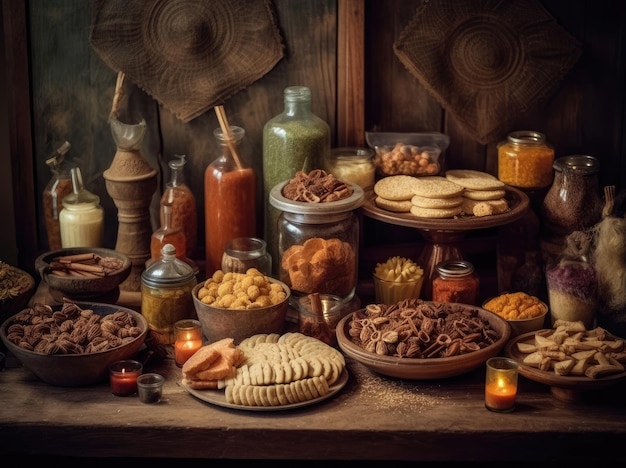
0, 265, 35, 323
0, 302, 147, 386
35, 248, 131, 300
192, 279, 290, 345
336, 302, 511, 380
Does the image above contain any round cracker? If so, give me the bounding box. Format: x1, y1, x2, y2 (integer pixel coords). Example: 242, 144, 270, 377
373, 175, 418, 201
410, 204, 462, 219
410, 176, 465, 198
463, 188, 506, 200
445, 169, 505, 190
375, 196, 413, 213
411, 194, 463, 209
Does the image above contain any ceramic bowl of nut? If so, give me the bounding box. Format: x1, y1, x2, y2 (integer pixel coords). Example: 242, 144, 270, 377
482, 292, 549, 337
0, 301, 147, 386
35, 247, 131, 301
192, 269, 291, 344
336, 299, 511, 380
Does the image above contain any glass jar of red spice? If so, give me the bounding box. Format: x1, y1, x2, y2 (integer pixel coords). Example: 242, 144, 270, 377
497, 131, 554, 189
432, 260, 479, 305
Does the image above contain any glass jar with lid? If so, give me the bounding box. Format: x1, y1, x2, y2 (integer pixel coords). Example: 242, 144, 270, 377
141, 243, 197, 346
221, 237, 272, 275
541, 155, 603, 236
269, 180, 364, 304
59, 167, 104, 248
432, 260, 479, 305
497, 131, 555, 189
324, 147, 376, 190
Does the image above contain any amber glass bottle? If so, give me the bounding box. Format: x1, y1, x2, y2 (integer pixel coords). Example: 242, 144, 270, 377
150, 202, 187, 264
160, 155, 198, 259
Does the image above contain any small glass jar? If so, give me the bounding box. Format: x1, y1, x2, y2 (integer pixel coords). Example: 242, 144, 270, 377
221, 237, 272, 275
141, 244, 197, 346
497, 131, 555, 189
545, 254, 597, 329
59, 167, 104, 248
43, 141, 73, 251
296, 294, 343, 346
324, 147, 376, 190
541, 155, 603, 236
432, 260, 479, 305
269, 181, 364, 303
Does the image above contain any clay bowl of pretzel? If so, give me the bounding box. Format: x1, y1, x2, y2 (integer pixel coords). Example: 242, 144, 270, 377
35, 248, 131, 301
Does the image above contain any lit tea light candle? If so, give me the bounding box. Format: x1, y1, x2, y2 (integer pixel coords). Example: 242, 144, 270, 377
174, 319, 203, 367
109, 360, 143, 396
485, 357, 518, 412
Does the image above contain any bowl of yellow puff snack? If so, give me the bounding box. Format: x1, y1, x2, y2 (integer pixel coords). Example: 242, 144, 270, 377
483, 291, 548, 337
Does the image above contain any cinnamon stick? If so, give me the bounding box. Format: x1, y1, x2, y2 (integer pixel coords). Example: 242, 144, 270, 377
50, 261, 105, 275
56, 253, 98, 264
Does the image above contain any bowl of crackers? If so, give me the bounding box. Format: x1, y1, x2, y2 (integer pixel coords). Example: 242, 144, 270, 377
192, 269, 291, 344
482, 291, 549, 336
0, 300, 148, 386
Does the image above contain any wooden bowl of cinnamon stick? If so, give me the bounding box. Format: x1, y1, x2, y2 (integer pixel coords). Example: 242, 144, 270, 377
35, 248, 131, 300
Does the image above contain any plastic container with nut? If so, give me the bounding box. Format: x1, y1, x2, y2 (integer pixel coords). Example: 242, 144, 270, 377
365, 131, 450, 177
269, 175, 364, 304
497, 131, 555, 189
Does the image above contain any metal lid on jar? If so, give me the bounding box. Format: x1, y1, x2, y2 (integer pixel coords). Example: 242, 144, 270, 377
553, 155, 599, 175
269, 180, 365, 215
506, 130, 547, 145
435, 260, 475, 278
141, 244, 195, 287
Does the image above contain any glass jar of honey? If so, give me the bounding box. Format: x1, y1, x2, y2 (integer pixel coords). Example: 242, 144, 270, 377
497, 131, 554, 189
324, 147, 376, 190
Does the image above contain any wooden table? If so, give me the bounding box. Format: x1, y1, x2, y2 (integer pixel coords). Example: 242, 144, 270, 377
2, 286, 626, 462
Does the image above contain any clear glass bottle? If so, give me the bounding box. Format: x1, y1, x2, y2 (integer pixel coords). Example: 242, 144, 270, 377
59, 167, 104, 248
204, 126, 256, 277
497, 131, 555, 189
432, 260, 479, 305
269, 181, 364, 303
161, 154, 197, 259
541, 155, 603, 236
150, 201, 187, 264
221, 237, 272, 275
324, 147, 376, 190
263, 86, 331, 273
141, 243, 197, 346
43, 141, 73, 250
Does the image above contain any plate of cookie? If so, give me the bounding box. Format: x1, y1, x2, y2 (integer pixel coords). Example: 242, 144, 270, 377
181, 332, 349, 411
365, 171, 530, 231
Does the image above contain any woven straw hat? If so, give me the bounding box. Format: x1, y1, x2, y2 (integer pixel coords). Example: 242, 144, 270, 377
393, 0, 581, 144
89, 0, 284, 122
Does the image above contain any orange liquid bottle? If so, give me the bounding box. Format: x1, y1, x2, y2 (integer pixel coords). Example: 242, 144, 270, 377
204, 125, 256, 277
151, 201, 187, 263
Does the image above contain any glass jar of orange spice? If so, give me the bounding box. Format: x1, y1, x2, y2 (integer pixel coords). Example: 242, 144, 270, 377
432, 260, 479, 305
497, 131, 554, 189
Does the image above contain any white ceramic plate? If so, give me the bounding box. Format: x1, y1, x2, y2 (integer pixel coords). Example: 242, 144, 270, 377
181, 369, 349, 411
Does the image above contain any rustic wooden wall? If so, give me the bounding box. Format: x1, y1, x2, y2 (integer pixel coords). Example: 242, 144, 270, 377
2, 0, 625, 296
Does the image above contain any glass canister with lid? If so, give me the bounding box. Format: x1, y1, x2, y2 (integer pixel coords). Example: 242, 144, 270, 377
432, 260, 479, 305
497, 130, 555, 189
141, 243, 197, 346
324, 147, 376, 190
269, 174, 364, 304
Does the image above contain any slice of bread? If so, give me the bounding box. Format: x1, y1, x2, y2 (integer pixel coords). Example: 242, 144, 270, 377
182, 337, 235, 375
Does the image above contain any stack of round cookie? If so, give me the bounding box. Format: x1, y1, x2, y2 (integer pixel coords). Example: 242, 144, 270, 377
373, 170, 510, 219
445, 170, 509, 217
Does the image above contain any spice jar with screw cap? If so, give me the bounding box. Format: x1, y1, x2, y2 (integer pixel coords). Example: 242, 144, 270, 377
497, 130, 555, 189
432, 260, 479, 305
